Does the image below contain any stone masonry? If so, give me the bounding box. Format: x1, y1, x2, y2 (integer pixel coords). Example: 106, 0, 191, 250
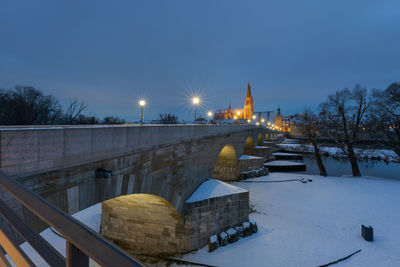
0, 125, 271, 245
101, 187, 249, 256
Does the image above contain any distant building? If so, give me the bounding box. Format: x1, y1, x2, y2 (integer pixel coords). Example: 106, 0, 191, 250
275, 107, 291, 132
214, 82, 254, 121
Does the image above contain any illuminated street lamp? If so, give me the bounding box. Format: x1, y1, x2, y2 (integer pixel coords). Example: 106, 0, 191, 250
139, 99, 146, 125
256, 122, 260, 126
207, 111, 213, 123
247, 119, 251, 123
261, 118, 265, 123
252, 115, 256, 120
192, 97, 200, 124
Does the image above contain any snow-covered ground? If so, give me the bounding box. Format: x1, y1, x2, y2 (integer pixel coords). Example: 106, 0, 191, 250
16, 173, 400, 267
277, 143, 400, 162
178, 173, 400, 267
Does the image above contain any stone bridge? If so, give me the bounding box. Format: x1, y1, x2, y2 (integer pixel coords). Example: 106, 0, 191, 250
0, 125, 276, 253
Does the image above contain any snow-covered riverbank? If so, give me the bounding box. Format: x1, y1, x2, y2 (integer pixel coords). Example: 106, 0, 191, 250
178, 173, 400, 266
277, 143, 400, 162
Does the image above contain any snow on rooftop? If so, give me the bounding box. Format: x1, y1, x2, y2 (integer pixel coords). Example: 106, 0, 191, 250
186, 179, 248, 203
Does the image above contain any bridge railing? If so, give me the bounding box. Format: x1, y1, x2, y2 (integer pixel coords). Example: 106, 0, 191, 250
0, 170, 143, 267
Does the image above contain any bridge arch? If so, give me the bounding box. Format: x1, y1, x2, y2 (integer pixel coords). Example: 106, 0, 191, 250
101, 193, 187, 256
213, 144, 239, 181
257, 133, 263, 146
243, 136, 255, 155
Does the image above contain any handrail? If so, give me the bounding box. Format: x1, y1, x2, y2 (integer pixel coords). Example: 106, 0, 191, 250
0, 198, 65, 266
0, 170, 143, 266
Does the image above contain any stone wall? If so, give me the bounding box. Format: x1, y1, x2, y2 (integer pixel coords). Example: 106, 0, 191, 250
254, 146, 274, 160
184, 191, 249, 251
101, 194, 188, 256
101, 189, 249, 256
0, 125, 270, 245
238, 156, 265, 172
0, 125, 266, 177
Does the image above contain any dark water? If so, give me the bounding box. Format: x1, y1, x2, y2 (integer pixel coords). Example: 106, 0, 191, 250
296, 156, 400, 180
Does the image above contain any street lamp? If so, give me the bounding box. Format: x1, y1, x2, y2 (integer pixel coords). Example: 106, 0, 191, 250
261, 118, 265, 123
192, 97, 200, 124
252, 115, 256, 120
139, 99, 146, 125
207, 111, 213, 123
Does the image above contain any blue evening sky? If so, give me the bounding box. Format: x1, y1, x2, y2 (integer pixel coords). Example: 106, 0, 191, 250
1, 0, 399, 121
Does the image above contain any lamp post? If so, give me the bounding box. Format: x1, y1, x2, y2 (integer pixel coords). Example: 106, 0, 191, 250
192, 97, 199, 124
139, 100, 146, 125
207, 111, 213, 123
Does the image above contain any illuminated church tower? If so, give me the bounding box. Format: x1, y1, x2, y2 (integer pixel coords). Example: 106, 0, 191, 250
244, 82, 254, 120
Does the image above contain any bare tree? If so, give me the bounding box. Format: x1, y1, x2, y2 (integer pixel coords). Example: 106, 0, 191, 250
0, 86, 61, 125
297, 109, 327, 176
159, 113, 179, 124
103, 116, 126, 124
63, 98, 88, 124
372, 83, 400, 157
320, 85, 373, 177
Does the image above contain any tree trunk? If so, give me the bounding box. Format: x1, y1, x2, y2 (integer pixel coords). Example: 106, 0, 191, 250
312, 142, 327, 177
347, 144, 361, 177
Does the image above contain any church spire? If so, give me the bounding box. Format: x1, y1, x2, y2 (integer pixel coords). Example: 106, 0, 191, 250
247, 82, 251, 97
244, 82, 254, 120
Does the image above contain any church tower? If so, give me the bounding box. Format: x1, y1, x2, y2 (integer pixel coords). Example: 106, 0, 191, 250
275, 106, 283, 129
244, 82, 254, 120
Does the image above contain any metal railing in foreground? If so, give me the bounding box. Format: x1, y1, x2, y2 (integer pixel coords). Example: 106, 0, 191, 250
0, 170, 143, 267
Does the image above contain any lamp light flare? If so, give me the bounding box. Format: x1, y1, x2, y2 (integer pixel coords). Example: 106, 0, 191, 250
139, 100, 146, 106
207, 111, 213, 117
192, 97, 200, 104
261, 118, 265, 123
237, 111, 241, 115
252, 115, 256, 120
247, 119, 251, 123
